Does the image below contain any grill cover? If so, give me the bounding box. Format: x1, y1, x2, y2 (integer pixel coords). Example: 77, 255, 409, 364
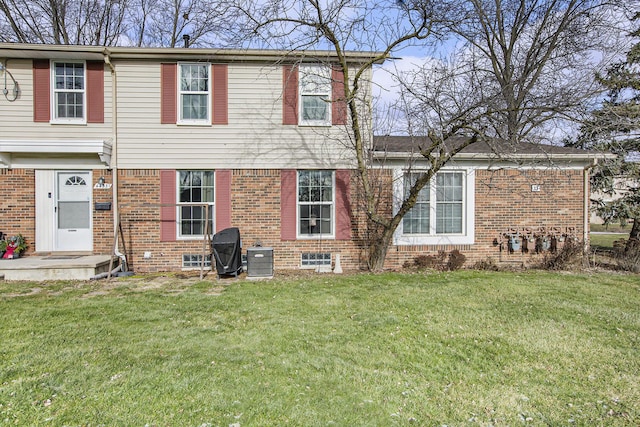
212, 227, 242, 277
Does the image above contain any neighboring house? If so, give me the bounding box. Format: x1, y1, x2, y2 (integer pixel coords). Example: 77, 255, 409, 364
0, 43, 604, 273
590, 176, 638, 225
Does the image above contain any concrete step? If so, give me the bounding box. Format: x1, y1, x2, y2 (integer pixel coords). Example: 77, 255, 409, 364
0, 255, 113, 281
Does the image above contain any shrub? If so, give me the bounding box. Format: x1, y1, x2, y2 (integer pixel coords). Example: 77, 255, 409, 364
473, 258, 501, 271
446, 249, 467, 271
404, 250, 466, 272
537, 238, 584, 270
403, 253, 444, 270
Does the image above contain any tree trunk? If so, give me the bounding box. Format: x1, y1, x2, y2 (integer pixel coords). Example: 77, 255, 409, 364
367, 225, 395, 272
626, 218, 640, 251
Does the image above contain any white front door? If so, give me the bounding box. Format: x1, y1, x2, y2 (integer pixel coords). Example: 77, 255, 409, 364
55, 171, 93, 251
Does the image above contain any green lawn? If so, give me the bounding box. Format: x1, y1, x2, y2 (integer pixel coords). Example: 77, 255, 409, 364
1, 271, 639, 426
590, 233, 627, 250
590, 223, 632, 233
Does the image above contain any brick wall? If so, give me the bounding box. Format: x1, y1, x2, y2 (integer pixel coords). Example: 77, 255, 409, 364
115, 169, 367, 272
472, 168, 585, 265
0, 169, 35, 254
117, 169, 176, 272
2, 166, 586, 272
384, 168, 586, 269
93, 169, 114, 254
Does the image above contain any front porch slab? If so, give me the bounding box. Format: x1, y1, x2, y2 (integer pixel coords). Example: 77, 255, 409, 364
0, 255, 113, 281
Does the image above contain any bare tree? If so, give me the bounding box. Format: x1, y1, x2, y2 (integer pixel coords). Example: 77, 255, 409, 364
0, 0, 129, 44
0, 0, 238, 47
230, 0, 626, 270
123, 0, 241, 47
418, 0, 629, 145
227, 0, 487, 270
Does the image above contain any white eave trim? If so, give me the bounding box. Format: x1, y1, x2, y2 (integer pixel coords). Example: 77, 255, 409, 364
0, 43, 386, 64
373, 150, 615, 163
0, 140, 112, 167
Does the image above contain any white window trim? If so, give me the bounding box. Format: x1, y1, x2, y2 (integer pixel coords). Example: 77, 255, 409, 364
297, 170, 336, 240
176, 170, 215, 240
50, 60, 86, 125
177, 62, 212, 126
298, 64, 332, 127
393, 168, 475, 245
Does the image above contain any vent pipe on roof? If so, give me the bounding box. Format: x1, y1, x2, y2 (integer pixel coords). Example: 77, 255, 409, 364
183, 34, 190, 48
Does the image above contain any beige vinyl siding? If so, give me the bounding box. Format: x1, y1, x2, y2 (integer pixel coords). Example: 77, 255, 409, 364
115, 60, 363, 170
0, 57, 372, 170
0, 59, 113, 140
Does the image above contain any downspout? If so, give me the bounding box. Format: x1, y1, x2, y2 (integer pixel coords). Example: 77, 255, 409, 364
103, 50, 125, 268
584, 158, 598, 251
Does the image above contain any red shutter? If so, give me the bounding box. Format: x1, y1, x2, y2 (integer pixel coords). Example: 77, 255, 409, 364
212, 64, 228, 125
335, 170, 352, 240
33, 59, 50, 122
332, 67, 347, 126
281, 169, 297, 240
282, 65, 298, 125
161, 63, 177, 124
215, 169, 232, 231
86, 61, 104, 123
160, 170, 177, 242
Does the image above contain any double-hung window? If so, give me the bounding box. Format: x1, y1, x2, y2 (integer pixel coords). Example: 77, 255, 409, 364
178, 170, 214, 238
298, 170, 334, 237
179, 63, 210, 124
299, 65, 331, 126
402, 173, 431, 234
396, 170, 473, 245
436, 172, 464, 234
53, 62, 85, 122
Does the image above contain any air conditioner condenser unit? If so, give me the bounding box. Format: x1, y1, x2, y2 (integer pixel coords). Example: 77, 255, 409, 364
247, 247, 273, 278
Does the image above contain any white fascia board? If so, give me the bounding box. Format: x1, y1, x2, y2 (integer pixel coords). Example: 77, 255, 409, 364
373, 151, 607, 168
452, 152, 615, 162
0, 43, 385, 64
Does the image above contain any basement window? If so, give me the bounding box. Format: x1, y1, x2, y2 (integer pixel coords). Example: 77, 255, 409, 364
182, 254, 212, 269
301, 252, 331, 267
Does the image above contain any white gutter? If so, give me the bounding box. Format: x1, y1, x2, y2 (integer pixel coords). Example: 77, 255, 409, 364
373, 150, 616, 162
584, 159, 598, 251
0, 43, 386, 64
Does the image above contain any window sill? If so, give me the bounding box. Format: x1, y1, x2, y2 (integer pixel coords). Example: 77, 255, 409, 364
176, 121, 212, 127
50, 119, 87, 125
394, 234, 474, 246
298, 122, 332, 127
296, 235, 336, 240
300, 265, 332, 271
177, 236, 211, 241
